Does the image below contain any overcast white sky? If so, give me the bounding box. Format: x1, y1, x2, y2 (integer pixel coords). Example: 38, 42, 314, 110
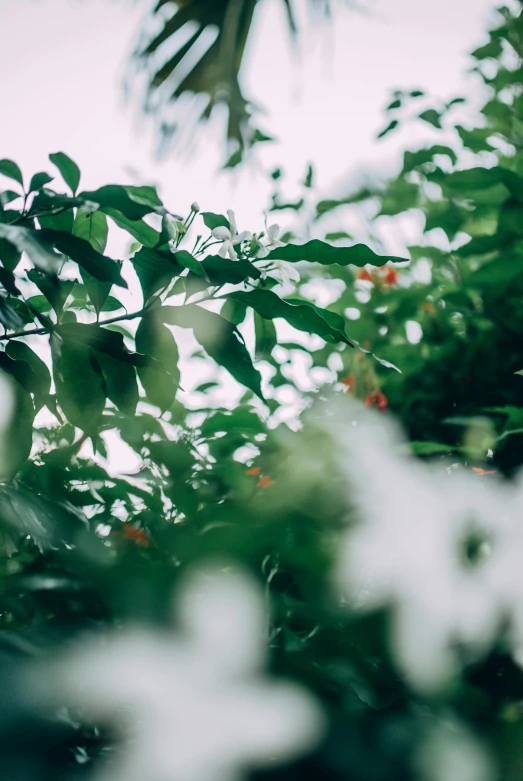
1, 0, 498, 226
0, 0, 500, 469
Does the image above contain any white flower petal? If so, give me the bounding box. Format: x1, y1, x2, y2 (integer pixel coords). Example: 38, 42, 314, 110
212, 226, 232, 241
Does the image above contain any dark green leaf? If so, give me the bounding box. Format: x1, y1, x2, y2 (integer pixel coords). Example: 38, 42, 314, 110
200, 254, 260, 285
222, 289, 354, 346
160, 305, 263, 399
254, 311, 277, 360
80, 270, 112, 315
105, 208, 160, 248
27, 268, 75, 316
49, 152, 81, 195
95, 352, 139, 415
135, 313, 180, 411
0, 296, 23, 329
0, 159, 23, 188
51, 335, 106, 433
201, 212, 230, 231
0, 224, 61, 274
38, 229, 127, 287
418, 109, 443, 128
5, 341, 51, 402
265, 239, 406, 267
132, 245, 183, 302
56, 323, 152, 367
29, 172, 53, 193
0, 372, 33, 481
0, 267, 20, 296
79, 185, 158, 221
377, 119, 399, 139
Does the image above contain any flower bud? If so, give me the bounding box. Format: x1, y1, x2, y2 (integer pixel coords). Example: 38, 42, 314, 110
190, 202, 200, 213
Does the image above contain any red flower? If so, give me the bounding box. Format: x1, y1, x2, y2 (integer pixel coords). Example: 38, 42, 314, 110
246, 466, 261, 476
472, 467, 497, 476
341, 373, 356, 393
365, 389, 388, 412
257, 475, 274, 489
120, 526, 151, 547
357, 268, 373, 282
383, 267, 398, 285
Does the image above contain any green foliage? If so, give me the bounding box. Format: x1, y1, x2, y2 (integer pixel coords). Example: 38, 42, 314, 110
5, 4, 523, 781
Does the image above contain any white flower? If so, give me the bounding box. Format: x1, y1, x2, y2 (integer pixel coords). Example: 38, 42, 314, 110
211, 210, 252, 260
324, 398, 505, 691
257, 220, 300, 285
38, 567, 324, 781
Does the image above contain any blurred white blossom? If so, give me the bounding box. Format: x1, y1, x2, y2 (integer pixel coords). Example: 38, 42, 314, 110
325, 397, 523, 690
211, 210, 252, 260
40, 566, 324, 781
257, 220, 300, 286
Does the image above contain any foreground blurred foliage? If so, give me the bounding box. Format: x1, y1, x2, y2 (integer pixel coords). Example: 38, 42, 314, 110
3, 1, 523, 780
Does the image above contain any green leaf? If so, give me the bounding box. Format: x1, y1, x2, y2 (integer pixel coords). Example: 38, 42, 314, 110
0, 159, 23, 188
254, 311, 277, 360
222, 289, 354, 346
79, 185, 158, 221
135, 313, 180, 411
27, 268, 75, 316
95, 352, 139, 415
201, 212, 230, 231
160, 305, 263, 399
402, 145, 457, 173
303, 164, 314, 188
0, 266, 20, 296
105, 208, 161, 248
49, 152, 81, 195
5, 341, 51, 404
200, 254, 260, 285
51, 335, 106, 433
124, 184, 164, 209
132, 245, 183, 302
443, 167, 523, 203
73, 210, 108, 253
0, 351, 41, 393
377, 119, 399, 139
472, 37, 503, 60
0, 224, 61, 274
418, 109, 443, 128
0, 372, 34, 481
174, 249, 209, 278
38, 229, 127, 287
0, 296, 24, 330
29, 172, 53, 193
56, 322, 152, 367
265, 239, 406, 267
80, 270, 112, 314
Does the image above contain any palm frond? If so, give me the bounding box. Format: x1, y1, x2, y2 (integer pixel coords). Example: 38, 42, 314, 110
135, 0, 349, 163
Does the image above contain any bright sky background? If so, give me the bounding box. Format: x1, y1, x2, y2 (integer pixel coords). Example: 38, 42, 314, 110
0, 0, 499, 470
1, 0, 498, 223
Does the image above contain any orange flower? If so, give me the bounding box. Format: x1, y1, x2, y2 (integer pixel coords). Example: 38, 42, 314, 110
246, 466, 261, 476
120, 525, 151, 547
357, 268, 373, 282
257, 475, 274, 489
365, 389, 388, 412
472, 467, 497, 476
341, 373, 356, 392
383, 267, 398, 285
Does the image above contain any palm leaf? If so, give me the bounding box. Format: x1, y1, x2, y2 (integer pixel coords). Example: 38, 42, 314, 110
135, 0, 347, 163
